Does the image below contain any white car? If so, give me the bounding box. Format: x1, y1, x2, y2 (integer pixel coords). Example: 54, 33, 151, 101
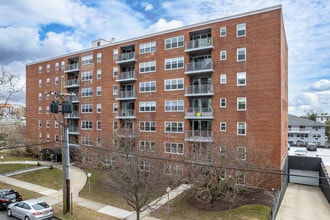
7, 199, 54, 220
294, 148, 307, 156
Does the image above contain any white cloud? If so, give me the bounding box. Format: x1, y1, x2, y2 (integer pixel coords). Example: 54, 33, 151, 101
142, 2, 153, 11
146, 18, 184, 33
308, 79, 330, 91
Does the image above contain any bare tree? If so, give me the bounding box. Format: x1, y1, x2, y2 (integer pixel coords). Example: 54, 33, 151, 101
0, 66, 23, 107
0, 121, 25, 149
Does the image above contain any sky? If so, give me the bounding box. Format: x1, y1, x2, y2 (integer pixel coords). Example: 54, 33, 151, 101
0, 0, 329, 116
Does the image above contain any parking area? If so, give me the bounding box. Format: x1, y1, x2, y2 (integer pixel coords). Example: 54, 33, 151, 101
288, 147, 330, 167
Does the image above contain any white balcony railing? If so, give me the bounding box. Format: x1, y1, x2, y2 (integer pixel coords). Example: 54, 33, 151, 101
185, 108, 213, 119
185, 59, 213, 74
185, 37, 213, 52
185, 84, 213, 96
116, 71, 136, 82
64, 63, 80, 72
185, 130, 213, 142
116, 90, 136, 100
116, 109, 136, 119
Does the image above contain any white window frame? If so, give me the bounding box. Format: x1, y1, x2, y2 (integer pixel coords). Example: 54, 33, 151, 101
38, 66, 42, 74
220, 122, 226, 131
55, 76, 59, 85
139, 161, 151, 172
82, 71, 93, 81
220, 27, 226, 37
97, 52, 102, 63
139, 121, 156, 132
164, 142, 184, 155
113, 121, 118, 130
97, 103, 101, 113
38, 93, 42, 101
61, 61, 65, 70
46, 64, 50, 72
139, 81, 156, 93
139, 41, 156, 54
38, 79, 42, 88
97, 121, 102, 130
81, 121, 93, 130
237, 147, 247, 160
220, 74, 226, 84
220, 98, 226, 108
220, 50, 226, 60
113, 67, 118, 77
46, 120, 50, 128
236, 172, 246, 185
81, 87, 93, 97
46, 78, 50, 86
97, 69, 102, 79
113, 103, 118, 113
139, 61, 156, 73
81, 104, 93, 113
165, 78, 184, 91
237, 122, 246, 135
113, 85, 118, 95
113, 49, 118, 59
165, 57, 184, 70
237, 48, 246, 61
38, 120, 42, 128
165, 36, 184, 49
139, 101, 156, 112
165, 100, 184, 112
139, 140, 156, 152
82, 55, 93, 65
46, 106, 50, 114
237, 72, 246, 86
164, 121, 184, 133
237, 97, 246, 111
237, 23, 246, 37
55, 62, 59, 71
38, 106, 42, 114
97, 86, 102, 96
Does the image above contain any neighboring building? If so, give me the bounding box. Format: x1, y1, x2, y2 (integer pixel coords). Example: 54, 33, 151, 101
316, 113, 330, 124
26, 5, 288, 189
288, 114, 326, 146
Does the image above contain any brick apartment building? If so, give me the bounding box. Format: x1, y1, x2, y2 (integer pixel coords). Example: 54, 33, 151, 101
26, 5, 288, 189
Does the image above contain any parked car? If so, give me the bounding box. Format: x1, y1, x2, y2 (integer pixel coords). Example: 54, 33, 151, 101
7, 199, 54, 220
306, 143, 317, 151
294, 148, 307, 156
0, 189, 22, 210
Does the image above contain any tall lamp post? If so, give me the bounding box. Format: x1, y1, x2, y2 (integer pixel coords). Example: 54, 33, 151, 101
166, 187, 171, 217
87, 173, 92, 193
49, 93, 73, 214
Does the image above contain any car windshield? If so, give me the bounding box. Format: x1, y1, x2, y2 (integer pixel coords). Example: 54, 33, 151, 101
4, 194, 16, 199
32, 202, 49, 210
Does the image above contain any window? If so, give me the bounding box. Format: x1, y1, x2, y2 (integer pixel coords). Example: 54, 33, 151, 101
139, 101, 156, 112
81, 88, 93, 97
139, 161, 151, 171
46, 134, 50, 142
38, 66, 42, 74
82, 55, 93, 65
38, 93, 42, 101
164, 164, 183, 176
220, 122, 226, 131
97, 52, 102, 62
165, 100, 184, 112
82, 71, 93, 81
97, 138, 102, 147
237, 97, 246, 111
97, 121, 102, 130
38, 106, 42, 114
236, 172, 246, 185
237, 48, 246, 61
97, 86, 102, 96
55, 76, 59, 85
38, 132, 42, 141
81, 104, 93, 113
113, 67, 118, 77
55, 134, 59, 143
237, 72, 246, 86
113, 103, 118, 113
46, 64, 50, 72
165, 78, 184, 91
220, 74, 226, 84
46, 94, 50, 100
61, 61, 65, 70
113, 121, 118, 130
97, 104, 101, 113
139, 41, 156, 54
165, 36, 184, 49
113, 85, 118, 95
237, 122, 246, 135
165, 57, 184, 70
38, 120, 42, 128
38, 79, 42, 87
46, 78, 50, 86
55, 62, 59, 71
46, 106, 50, 114
55, 120, 59, 128
81, 137, 93, 146
237, 147, 246, 160
139, 121, 156, 132
139, 61, 156, 73
113, 49, 118, 59
220, 98, 226, 108
82, 121, 93, 130
237, 23, 246, 37
220, 51, 226, 60
165, 121, 184, 133
139, 140, 156, 152
139, 81, 156, 92
97, 69, 102, 79
220, 146, 227, 156
220, 169, 226, 180
220, 27, 226, 37
46, 120, 50, 128
165, 142, 184, 155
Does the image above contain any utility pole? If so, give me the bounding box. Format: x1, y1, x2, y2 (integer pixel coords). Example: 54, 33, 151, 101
48, 91, 74, 214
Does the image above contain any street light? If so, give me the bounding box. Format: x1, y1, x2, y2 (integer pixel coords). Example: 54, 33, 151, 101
87, 173, 92, 193
166, 187, 171, 216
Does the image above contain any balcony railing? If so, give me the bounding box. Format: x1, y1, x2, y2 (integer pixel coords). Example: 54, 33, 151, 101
116, 90, 136, 100
116, 52, 136, 64
185, 108, 213, 119
116, 109, 137, 119
67, 95, 80, 103
116, 71, 136, 82
185, 37, 213, 52
288, 128, 310, 134
185, 59, 213, 75
185, 84, 213, 96
64, 63, 80, 72
68, 126, 79, 134
64, 111, 79, 119
116, 128, 137, 137
185, 130, 213, 142
65, 79, 79, 88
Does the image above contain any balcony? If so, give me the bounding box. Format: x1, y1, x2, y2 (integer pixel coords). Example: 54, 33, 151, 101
185, 108, 214, 119
64, 79, 79, 88
116, 109, 137, 119
116, 90, 136, 100
116, 71, 136, 82
185, 37, 213, 53
185, 130, 213, 142
116, 128, 137, 138
68, 126, 79, 134
67, 95, 80, 103
185, 84, 214, 97
64, 111, 79, 119
64, 63, 80, 73
288, 128, 310, 134
116, 52, 136, 64
185, 59, 213, 75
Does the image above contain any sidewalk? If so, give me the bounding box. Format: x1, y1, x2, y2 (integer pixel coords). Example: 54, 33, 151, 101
0, 161, 189, 219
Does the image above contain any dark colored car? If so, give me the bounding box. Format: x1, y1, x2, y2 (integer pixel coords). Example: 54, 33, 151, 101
306, 143, 317, 151
0, 189, 22, 210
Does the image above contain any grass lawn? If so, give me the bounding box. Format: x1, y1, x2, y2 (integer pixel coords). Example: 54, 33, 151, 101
0, 164, 37, 174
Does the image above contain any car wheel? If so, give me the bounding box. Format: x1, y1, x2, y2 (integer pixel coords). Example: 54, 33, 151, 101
7, 208, 12, 217
24, 216, 30, 220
